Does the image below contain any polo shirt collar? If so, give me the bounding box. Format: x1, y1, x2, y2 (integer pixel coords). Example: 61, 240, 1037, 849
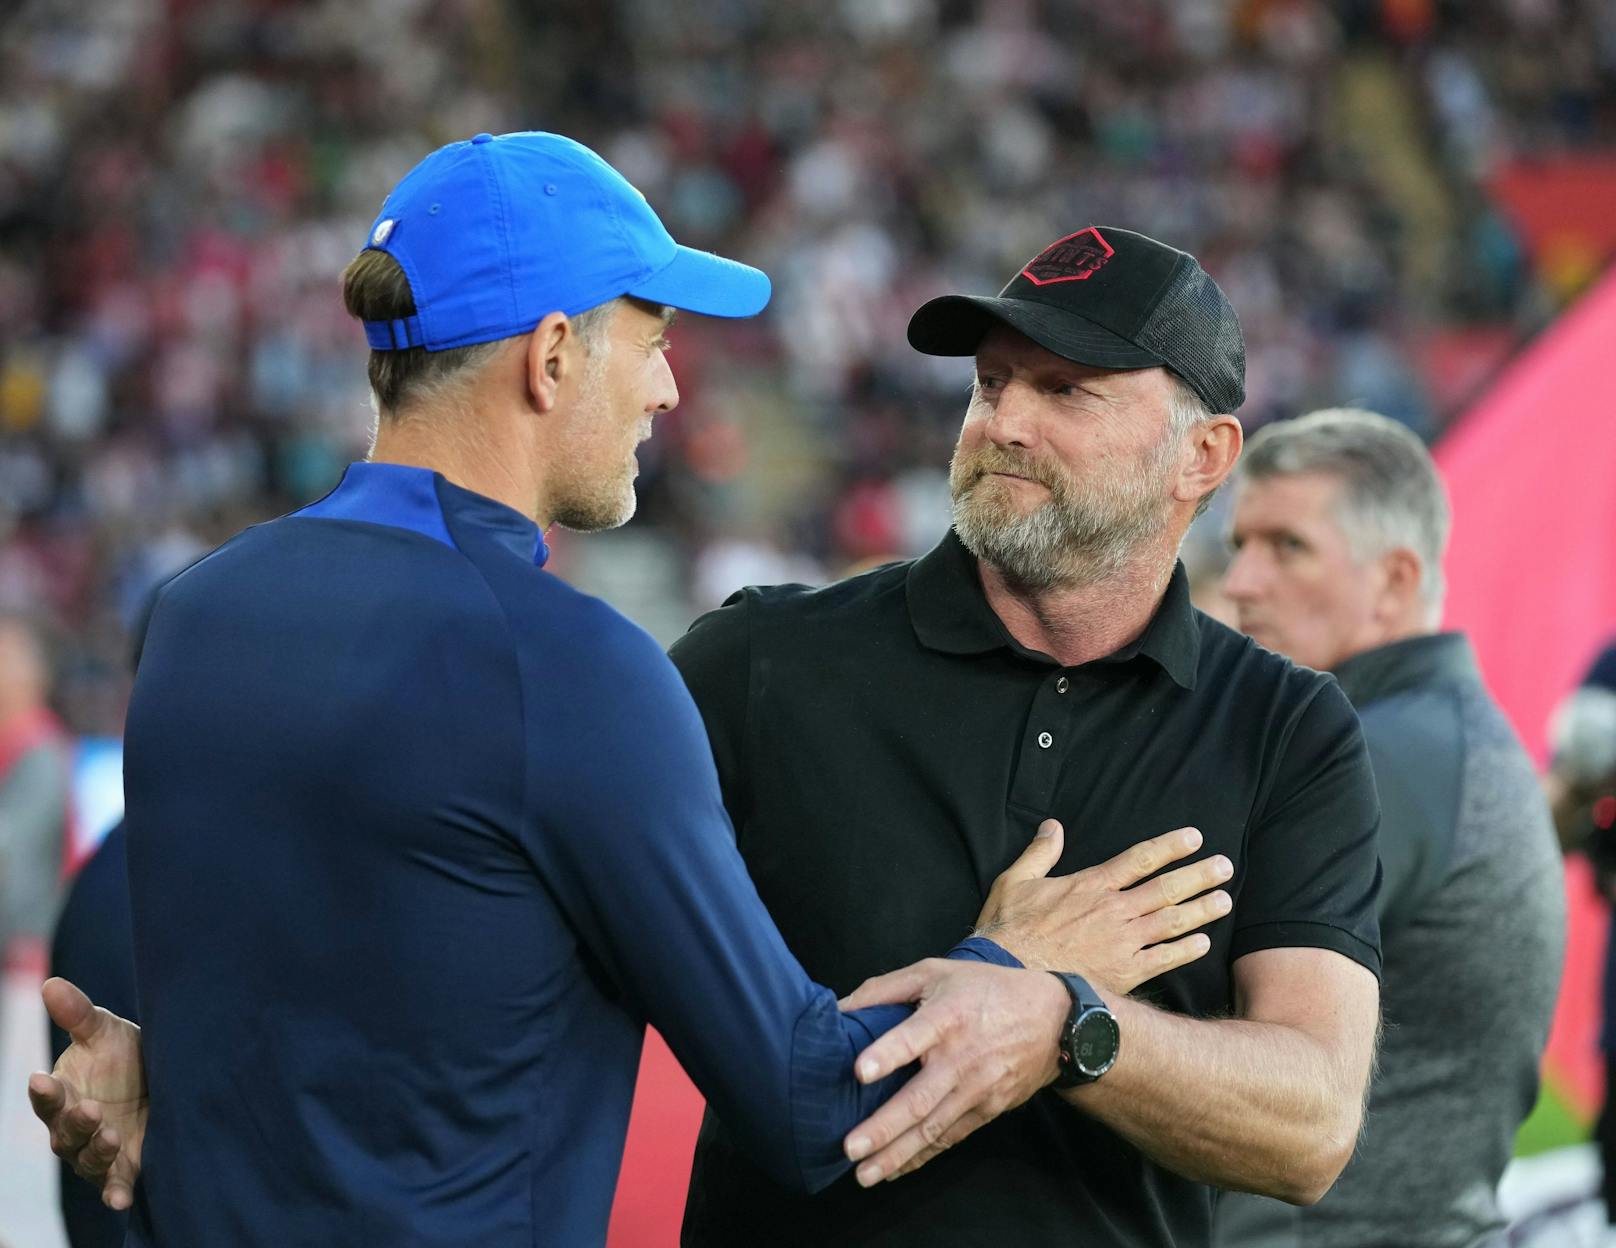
1330, 632, 1478, 708
905, 529, 1201, 688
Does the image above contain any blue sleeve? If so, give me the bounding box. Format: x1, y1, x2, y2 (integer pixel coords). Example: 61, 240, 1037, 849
521, 605, 1020, 1192
1586, 642, 1616, 693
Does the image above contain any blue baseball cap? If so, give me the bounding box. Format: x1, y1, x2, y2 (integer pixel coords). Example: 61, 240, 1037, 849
359, 131, 772, 352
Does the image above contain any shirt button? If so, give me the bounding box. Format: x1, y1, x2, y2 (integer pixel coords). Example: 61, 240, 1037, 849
1038, 731, 1053, 749
1055, 676, 1069, 694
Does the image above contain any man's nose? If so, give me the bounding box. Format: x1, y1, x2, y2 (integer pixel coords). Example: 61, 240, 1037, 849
1222, 545, 1266, 601
649, 353, 678, 415
982, 381, 1040, 450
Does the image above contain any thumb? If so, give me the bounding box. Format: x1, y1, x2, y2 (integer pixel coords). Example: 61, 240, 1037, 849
995, 819, 1065, 887
42, 978, 103, 1046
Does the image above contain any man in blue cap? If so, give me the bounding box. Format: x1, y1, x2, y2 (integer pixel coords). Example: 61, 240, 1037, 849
25, 133, 1231, 1246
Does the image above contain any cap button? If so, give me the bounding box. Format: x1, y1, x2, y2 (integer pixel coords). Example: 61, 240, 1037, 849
471, 132, 494, 145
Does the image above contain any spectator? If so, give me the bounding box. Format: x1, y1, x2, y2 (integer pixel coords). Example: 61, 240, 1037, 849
0, 617, 70, 961
1216, 408, 1565, 1247
1545, 640, 1616, 1230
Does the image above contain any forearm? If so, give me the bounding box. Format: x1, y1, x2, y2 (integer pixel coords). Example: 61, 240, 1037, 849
1063, 992, 1372, 1203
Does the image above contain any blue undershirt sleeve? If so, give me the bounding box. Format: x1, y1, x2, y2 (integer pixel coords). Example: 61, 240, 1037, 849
521, 607, 1020, 1192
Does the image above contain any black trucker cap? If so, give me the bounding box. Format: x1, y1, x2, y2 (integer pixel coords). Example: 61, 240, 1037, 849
907, 226, 1246, 414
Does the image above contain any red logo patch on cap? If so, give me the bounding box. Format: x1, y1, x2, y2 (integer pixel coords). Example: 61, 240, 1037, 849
1021, 228, 1115, 285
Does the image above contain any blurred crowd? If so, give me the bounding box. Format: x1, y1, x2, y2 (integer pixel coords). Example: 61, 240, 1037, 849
2, 0, 1615, 742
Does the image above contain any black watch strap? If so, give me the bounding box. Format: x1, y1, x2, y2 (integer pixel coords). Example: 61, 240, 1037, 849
1049, 971, 1120, 1089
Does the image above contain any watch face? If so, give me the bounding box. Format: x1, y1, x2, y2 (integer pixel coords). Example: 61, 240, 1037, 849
1072, 1010, 1120, 1077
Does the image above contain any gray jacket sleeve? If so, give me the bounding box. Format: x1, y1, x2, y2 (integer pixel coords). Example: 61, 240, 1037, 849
1357, 693, 1462, 932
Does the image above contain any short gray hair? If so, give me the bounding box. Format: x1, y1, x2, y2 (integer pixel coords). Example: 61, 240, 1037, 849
1165, 372, 1219, 519
569, 299, 619, 353
1240, 408, 1450, 614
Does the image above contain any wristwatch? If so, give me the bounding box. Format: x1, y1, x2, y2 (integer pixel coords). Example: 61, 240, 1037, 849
1049, 971, 1120, 1088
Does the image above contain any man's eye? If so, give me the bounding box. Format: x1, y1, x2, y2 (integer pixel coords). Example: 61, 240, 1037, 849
977, 375, 1004, 390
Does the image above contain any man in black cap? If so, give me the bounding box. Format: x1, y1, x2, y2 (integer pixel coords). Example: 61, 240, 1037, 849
672, 226, 1383, 1246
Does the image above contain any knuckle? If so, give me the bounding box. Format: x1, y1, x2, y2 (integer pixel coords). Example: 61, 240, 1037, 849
920, 1116, 948, 1148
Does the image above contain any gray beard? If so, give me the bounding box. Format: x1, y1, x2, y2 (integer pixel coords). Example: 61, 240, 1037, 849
950, 451, 1172, 593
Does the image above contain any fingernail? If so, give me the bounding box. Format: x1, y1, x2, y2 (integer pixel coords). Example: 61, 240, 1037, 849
1036, 822, 1055, 838
1214, 891, 1232, 913
1182, 828, 1201, 848
858, 1162, 882, 1186
846, 1134, 870, 1160
859, 1058, 880, 1082
1214, 856, 1232, 879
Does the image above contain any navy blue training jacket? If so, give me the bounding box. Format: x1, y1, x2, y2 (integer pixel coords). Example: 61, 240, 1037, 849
123, 462, 1012, 1247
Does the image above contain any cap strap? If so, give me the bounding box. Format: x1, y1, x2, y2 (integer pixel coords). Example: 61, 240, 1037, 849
362, 315, 426, 351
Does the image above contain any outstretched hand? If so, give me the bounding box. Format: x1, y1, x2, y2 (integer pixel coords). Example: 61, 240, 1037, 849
974, 820, 1231, 993
838, 960, 1067, 1187
27, 977, 147, 1211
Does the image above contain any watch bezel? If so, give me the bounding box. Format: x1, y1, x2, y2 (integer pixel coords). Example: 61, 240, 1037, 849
1050, 971, 1120, 1087
1069, 1006, 1120, 1079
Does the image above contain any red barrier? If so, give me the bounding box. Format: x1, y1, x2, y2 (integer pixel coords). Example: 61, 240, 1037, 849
1434, 263, 1616, 1115
607, 1030, 703, 1246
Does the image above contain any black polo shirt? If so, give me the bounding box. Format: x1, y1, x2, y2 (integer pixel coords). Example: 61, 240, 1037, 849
669, 530, 1382, 1248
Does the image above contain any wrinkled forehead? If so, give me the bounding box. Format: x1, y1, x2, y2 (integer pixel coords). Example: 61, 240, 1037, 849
1232, 470, 1350, 533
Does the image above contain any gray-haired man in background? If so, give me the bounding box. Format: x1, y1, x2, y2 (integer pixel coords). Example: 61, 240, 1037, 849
1214, 409, 1565, 1248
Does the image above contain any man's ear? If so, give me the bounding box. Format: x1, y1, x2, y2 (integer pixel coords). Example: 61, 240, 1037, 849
1173, 415, 1243, 506
1376, 547, 1425, 621
525, 311, 576, 415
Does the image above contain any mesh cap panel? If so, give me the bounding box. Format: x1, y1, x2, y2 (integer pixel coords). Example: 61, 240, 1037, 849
1135, 260, 1245, 414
